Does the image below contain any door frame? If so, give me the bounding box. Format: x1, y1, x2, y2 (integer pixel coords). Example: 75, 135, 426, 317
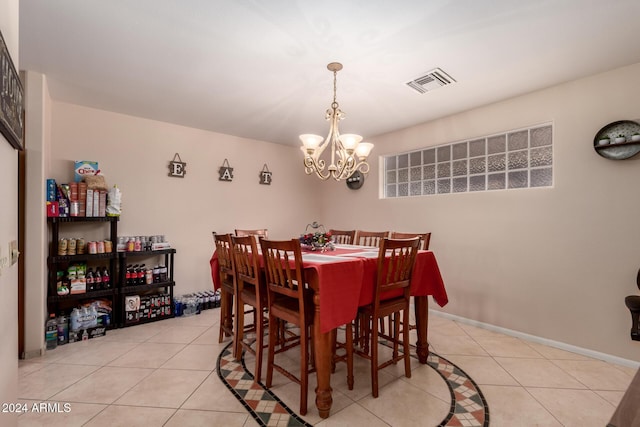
18, 149, 25, 357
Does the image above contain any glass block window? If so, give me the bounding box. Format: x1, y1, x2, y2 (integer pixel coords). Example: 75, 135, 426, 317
383, 124, 552, 198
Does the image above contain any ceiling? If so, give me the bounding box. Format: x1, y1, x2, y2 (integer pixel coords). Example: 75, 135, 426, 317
18, 0, 640, 147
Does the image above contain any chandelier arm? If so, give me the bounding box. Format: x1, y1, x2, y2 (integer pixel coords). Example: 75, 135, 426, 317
331, 155, 352, 181
303, 156, 331, 180
356, 160, 370, 175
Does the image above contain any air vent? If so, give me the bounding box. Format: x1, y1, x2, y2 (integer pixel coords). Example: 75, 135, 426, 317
406, 68, 456, 94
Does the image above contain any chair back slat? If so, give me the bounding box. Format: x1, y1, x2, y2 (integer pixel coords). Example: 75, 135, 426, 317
374, 238, 420, 306
390, 231, 431, 250
213, 233, 236, 295
260, 239, 306, 302
213, 233, 235, 274
355, 230, 389, 247
329, 229, 356, 245
231, 235, 261, 291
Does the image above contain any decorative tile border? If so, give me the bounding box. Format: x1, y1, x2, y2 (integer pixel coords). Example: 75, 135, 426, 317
216, 342, 489, 426
426, 351, 489, 427
217, 343, 311, 426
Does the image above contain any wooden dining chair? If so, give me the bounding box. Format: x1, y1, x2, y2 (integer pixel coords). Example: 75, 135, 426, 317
329, 229, 356, 245
387, 232, 432, 334
231, 235, 268, 383
390, 231, 431, 250
259, 238, 315, 415
355, 237, 420, 398
235, 228, 268, 239
213, 233, 237, 348
354, 230, 388, 247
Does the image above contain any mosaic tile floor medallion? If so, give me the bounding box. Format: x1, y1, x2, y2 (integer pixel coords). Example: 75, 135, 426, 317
217, 342, 489, 426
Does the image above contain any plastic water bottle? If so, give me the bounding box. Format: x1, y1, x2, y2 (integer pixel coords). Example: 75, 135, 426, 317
70, 308, 81, 331
45, 313, 58, 350
56, 313, 68, 345
89, 305, 98, 328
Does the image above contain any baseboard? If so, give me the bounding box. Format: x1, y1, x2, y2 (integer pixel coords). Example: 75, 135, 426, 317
430, 310, 640, 369
21, 349, 43, 360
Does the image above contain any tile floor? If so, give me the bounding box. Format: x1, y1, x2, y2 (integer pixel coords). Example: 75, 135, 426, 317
15, 308, 638, 427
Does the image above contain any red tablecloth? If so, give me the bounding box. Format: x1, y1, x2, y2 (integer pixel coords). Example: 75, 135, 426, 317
210, 247, 448, 333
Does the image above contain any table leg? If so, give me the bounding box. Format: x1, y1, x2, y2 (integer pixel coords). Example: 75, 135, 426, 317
414, 295, 430, 364
313, 291, 333, 418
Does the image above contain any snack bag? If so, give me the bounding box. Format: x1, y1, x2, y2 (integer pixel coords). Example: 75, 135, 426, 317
106, 185, 122, 217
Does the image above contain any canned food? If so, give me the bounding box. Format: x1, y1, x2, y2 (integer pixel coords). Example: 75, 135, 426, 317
67, 238, 77, 255
87, 241, 97, 254
76, 238, 85, 254
104, 240, 112, 253
58, 238, 68, 256
70, 201, 80, 217
97, 241, 105, 254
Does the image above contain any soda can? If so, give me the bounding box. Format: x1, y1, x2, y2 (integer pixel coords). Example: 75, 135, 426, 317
97, 241, 105, 254
87, 241, 97, 254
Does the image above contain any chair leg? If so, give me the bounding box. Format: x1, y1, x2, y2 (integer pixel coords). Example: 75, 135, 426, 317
392, 312, 399, 361
403, 308, 411, 379
330, 329, 337, 373
363, 315, 371, 355
371, 315, 379, 398
218, 289, 232, 343
254, 307, 264, 383
346, 321, 354, 390
299, 324, 309, 416
266, 314, 278, 388
234, 299, 245, 361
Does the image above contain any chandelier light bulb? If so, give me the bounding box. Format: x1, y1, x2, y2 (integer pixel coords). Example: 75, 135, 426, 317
300, 134, 324, 151
338, 134, 363, 151
355, 142, 374, 159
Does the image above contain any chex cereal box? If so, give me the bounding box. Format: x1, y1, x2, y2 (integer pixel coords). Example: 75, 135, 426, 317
74, 161, 99, 182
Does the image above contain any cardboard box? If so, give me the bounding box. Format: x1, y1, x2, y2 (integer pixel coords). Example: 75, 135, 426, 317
68, 326, 106, 343
85, 189, 94, 217
70, 278, 86, 294
125, 311, 140, 323
74, 161, 99, 182
46, 201, 59, 217
93, 191, 99, 217
46, 179, 57, 202
125, 295, 140, 312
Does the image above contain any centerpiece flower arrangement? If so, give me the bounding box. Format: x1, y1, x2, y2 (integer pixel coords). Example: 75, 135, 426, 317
299, 222, 334, 251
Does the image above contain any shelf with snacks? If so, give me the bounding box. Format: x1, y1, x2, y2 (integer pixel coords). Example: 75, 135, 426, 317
118, 247, 177, 327
46, 214, 119, 332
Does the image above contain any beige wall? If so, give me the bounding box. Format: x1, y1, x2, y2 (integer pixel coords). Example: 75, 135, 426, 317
320, 62, 640, 363
23, 71, 52, 358
47, 102, 323, 299
0, 0, 20, 425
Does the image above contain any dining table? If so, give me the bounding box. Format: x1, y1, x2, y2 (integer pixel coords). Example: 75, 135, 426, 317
210, 242, 448, 419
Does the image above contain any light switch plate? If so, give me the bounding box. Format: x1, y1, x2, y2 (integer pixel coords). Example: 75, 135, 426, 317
10, 240, 18, 265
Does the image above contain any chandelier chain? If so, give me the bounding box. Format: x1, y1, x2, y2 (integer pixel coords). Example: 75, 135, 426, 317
333, 69, 338, 107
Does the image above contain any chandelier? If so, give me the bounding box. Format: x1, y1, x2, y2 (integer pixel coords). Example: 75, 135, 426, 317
300, 62, 374, 181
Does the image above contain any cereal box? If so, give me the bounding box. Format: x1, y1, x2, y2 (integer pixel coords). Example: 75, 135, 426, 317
74, 161, 99, 182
